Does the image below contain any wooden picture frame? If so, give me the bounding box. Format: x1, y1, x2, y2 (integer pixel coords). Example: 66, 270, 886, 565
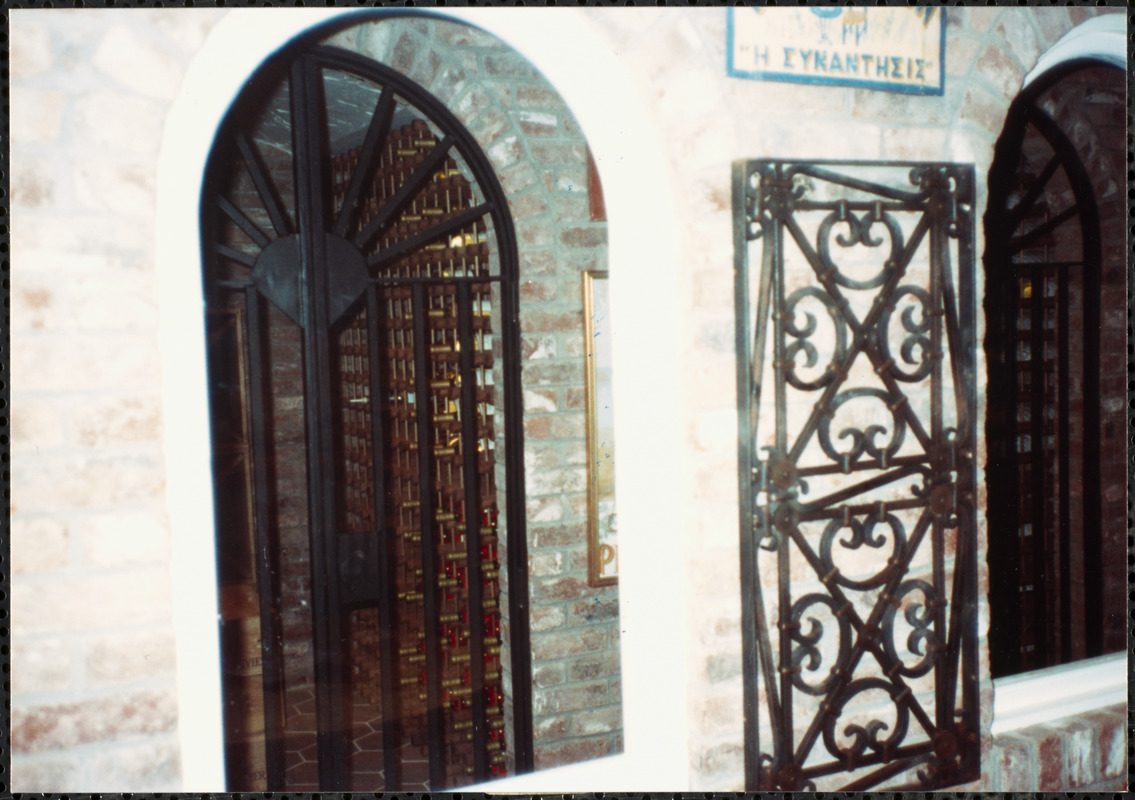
582, 270, 617, 586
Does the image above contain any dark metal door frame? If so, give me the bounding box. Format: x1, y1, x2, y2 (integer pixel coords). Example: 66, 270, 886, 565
734, 159, 979, 791
203, 43, 533, 790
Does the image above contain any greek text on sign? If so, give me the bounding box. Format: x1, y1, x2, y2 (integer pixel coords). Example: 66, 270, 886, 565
727, 7, 945, 95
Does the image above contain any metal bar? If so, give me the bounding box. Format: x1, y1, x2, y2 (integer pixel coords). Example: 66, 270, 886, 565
1003, 152, 1061, 233
354, 136, 455, 252
334, 86, 396, 239
1057, 266, 1071, 661
733, 160, 762, 789
1027, 267, 1046, 669
219, 195, 271, 249
365, 284, 400, 788
1007, 204, 1079, 255
954, 166, 980, 747
216, 244, 257, 269
244, 287, 287, 788
412, 282, 445, 789
290, 53, 348, 789
789, 163, 926, 204
1079, 187, 1103, 659
928, 182, 948, 731
236, 130, 292, 237
498, 207, 534, 775
366, 204, 493, 269
771, 164, 792, 769
457, 281, 489, 782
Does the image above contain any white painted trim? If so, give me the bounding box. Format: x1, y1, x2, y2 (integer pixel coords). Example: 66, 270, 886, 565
991, 651, 1127, 736
159, 8, 689, 791
1023, 13, 1128, 87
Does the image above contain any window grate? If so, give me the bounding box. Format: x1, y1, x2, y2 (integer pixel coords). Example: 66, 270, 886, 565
734, 160, 979, 791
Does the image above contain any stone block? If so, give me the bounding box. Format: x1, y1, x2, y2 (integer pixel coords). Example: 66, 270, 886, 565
532, 574, 594, 604
12, 636, 73, 695
530, 523, 584, 549
525, 465, 586, 496
975, 44, 1025, 101
72, 159, 157, 216
92, 24, 184, 100
531, 626, 606, 661
10, 516, 71, 575
534, 736, 613, 770
10, 17, 54, 79
519, 277, 557, 302
521, 333, 558, 360
526, 496, 564, 524
13, 451, 166, 514
530, 605, 566, 633
71, 92, 165, 155
568, 596, 620, 627
72, 395, 163, 448
571, 705, 623, 737
77, 511, 170, 567
13, 570, 173, 636
10, 753, 82, 792
1063, 718, 1099, 788
83, 629, 177, 686
86, 736, 181, 791
1035, 726, 1065, 791
11, 88, 68, 147
533, 681, 608, 715
11, 156, 57, 210
529, 551, 565, 578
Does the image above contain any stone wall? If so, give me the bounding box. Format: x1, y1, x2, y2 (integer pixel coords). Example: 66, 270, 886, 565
9, 8, 227, 790
8, 6, 1125, 793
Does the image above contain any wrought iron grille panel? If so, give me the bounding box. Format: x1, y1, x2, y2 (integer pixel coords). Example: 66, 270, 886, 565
734, 160, 979, 791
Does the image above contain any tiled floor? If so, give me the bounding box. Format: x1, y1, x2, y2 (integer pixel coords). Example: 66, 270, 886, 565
280, 685, 432, 791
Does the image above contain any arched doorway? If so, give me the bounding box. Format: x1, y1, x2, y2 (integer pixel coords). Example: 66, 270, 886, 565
983, 58, 1126, 677
201, 39, 529, 790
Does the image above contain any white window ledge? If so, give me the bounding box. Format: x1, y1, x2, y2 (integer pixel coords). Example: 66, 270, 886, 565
992, 651, 1127, 736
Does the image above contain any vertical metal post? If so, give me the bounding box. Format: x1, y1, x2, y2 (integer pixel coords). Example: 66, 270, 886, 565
290, 54, 348, 789
733, 161, 761, 790
497, 207, 533, 775
457, 281, 489, 781
1057, 266, 1071, 661
244, 287, 287, 788
412, 282, 446, 788
366, 285, 400, 787
1027, 266, 1046, 669
1077, 181, 1103, 660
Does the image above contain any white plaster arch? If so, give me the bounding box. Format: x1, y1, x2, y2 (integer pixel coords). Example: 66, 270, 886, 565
157, 8, 688, 791
1023, 12, 1127, 88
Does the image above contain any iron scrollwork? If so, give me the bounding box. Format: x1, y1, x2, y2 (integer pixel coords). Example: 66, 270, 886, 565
735, 160, 978, 790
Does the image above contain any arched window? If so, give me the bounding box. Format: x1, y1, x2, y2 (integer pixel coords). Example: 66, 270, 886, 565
983, 59, 1126, 677
201, 40, 530, 791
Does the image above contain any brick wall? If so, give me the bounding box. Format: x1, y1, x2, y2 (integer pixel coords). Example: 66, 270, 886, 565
976, 704, 1127, 791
